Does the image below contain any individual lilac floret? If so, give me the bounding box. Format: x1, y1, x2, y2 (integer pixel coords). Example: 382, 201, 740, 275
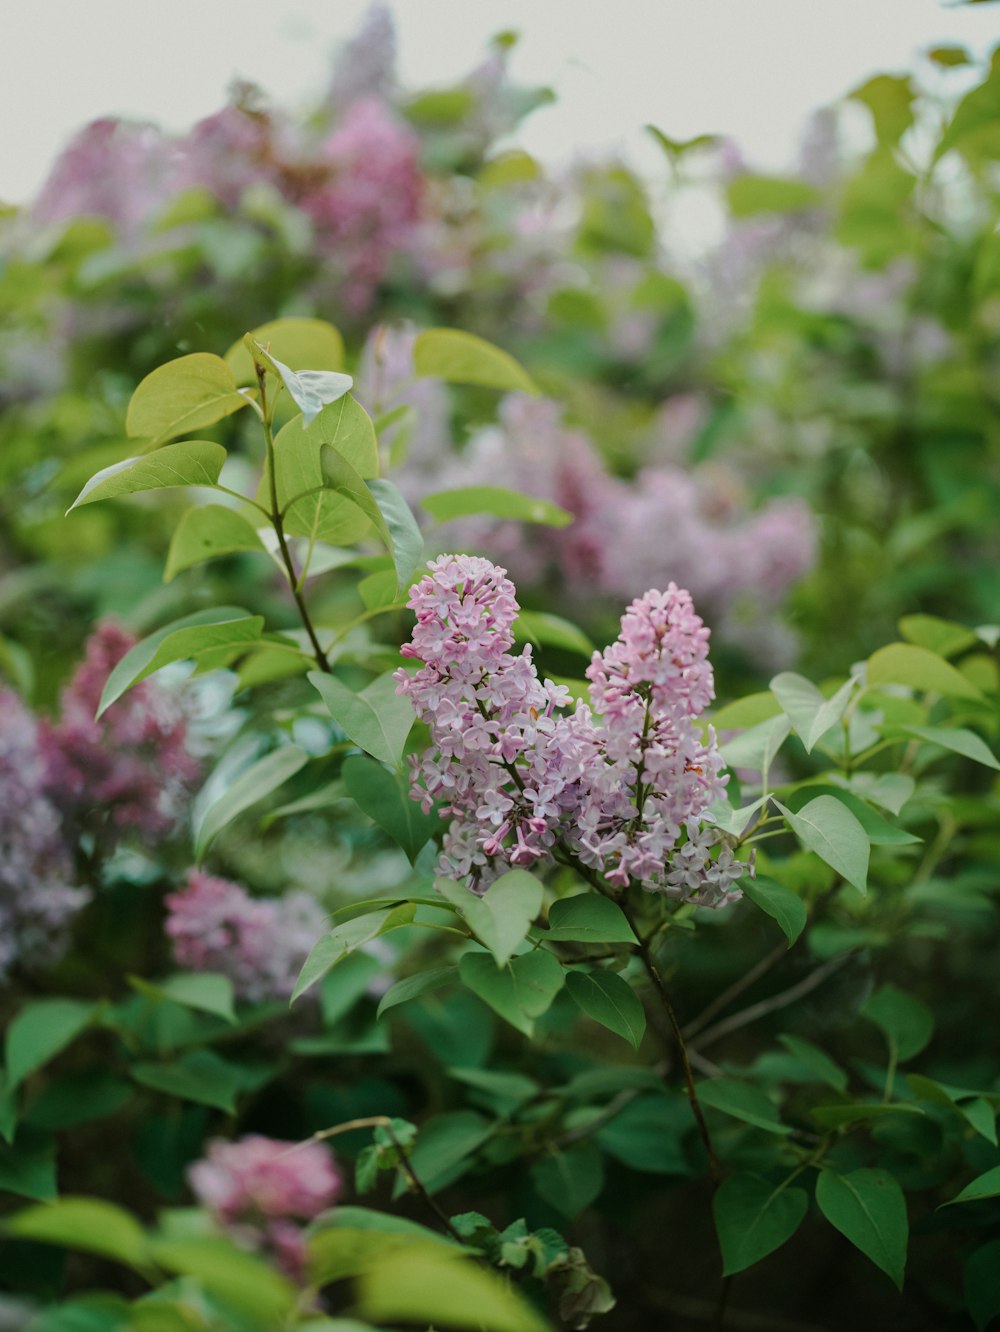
40, 621, 200, 846
0, 689, 89, 981
188, 1134, 340, 1281
164, 870, 327, 1003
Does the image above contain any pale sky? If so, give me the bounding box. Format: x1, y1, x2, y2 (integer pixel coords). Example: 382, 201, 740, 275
3, 0, 997, 204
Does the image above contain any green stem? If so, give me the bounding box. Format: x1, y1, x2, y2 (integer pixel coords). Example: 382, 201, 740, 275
257, 365, 331, 674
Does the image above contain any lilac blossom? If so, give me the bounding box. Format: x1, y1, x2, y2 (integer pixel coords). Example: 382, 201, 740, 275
164, 869, 326, 1003
172, 97, 288, 209
40, 621, 199, 846
0, 689, 88, 980
324, 3, 398, 114
299, 98, 424, 313
396, 555, 743, 906
188, 1134, 340, 1281
30, 118, 173, 240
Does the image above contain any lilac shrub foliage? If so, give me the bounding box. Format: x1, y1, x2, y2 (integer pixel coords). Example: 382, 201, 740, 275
188, 1134, 341, 1280
396, 553, 743, 905
165, 869, 327, 1003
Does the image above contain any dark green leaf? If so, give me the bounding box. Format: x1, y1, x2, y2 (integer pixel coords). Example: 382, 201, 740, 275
0, 1134, 57, 1201
130, 1050, 249, 1112
293, 906, 414, 1003
406, 1111, 493, 1193
129, 973, 236, 1024
862, 984, 933, 1062
777, 1035, 848, 1093
532, 1143, 604, 1218
965, 1240, 1000, 1332
741, 875, 807, 945
815, 1168, 907, 1290
944, 1165, 1000, 1205
342, 754, 440, 863
377, 968, 457, 1020
565, 970, 646, 1049
697, 1078, 790, 1134
545, 894, 636, 944
5, 999, 96, 1091
458, 950, 564, 1036
713, 1173, 809, 1275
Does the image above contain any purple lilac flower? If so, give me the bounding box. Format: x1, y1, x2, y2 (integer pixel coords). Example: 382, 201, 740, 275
31, 118, 173, 240
40, 621, 199, 845
324, 3, 398, 114
188, 1134, 340, 1281
0, 689, 88, 980
299, 98, 423, 313
164, 869, 326, 1003
396, 555, 743, 906
172, 99, 287, 209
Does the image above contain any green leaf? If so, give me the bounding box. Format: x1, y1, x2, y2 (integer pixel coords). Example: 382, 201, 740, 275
711, 691, 782, 731
943, 1164, 1000, 1206
790, 787, 921, 847
514, 610, 593, 657
98, 608, 263, 716
896, 725, 1000, 771
307, 1229, 456, 1285
726, 174, 820, 217
342, 754, 439, 863
898, 614, 978, 658
126, 353, 249, 444
719, 715, 790, 774
376, 967, 457, 1020
713, 1173, 809, 1275
935, 53, 1000, 161
68, 441, 227, 511
777, 1035, 848, 1093
459, 950, 564, 1036
907, 1075, 997, 1143
811, 1103, 927, 1129
130, 973, 236, 1024
245, 336, 352, 425
406, 1111, 494, 1193
225, 317, 345, 384
310, 670, 415, 766
0, 1134, 57, 1201
545, 894, 636, 944
593, 1093, 692, 1174
565, 970, 646, 1049
776, 796, 870, 895
850, 74, 915, 145
276, 394, 379, 547
194, 745, 310, 860
0, 1072, 17, 1143
413, 328, 538, 395
965, 1240, 1000, 1332
358, 1245, 549, 1332
318, 446, 418, 591
436, 871, 543, 967
367, 478, 424, 591
164, 505, 265, 581
532, 1143, 604, 1219
5, 999, 96, 1091
152, 1236, 297, 1322
866, 642, 982, 700
130, 1050, 248, 1112
741, 875, 807, 945
422, 485, 572, 528
815, 1168, 908, 1290
770, 672, 857, 753
861, 983, 933, 1062
697, 1078, 791, 1135
293, 906, 414, 1003
5, 1197, 151, 1270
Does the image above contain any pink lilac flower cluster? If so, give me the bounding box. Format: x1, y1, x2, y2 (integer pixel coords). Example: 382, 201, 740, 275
40, 621, 199, 844
188, 1134, 340, 1281
395, 555, 743, 907
0, 689, 88, 980
164, 869, 326, 1003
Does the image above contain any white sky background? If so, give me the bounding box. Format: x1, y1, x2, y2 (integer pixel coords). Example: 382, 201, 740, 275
3, 0, 998, 206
